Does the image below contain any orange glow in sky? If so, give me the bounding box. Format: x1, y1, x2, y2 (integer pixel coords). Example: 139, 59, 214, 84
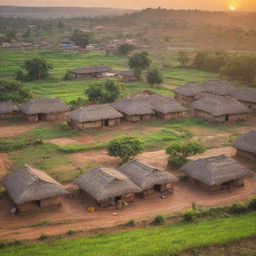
0, 0, 255, 11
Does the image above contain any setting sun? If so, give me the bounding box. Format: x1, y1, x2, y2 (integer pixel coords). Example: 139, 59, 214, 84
229, 6, 236, 11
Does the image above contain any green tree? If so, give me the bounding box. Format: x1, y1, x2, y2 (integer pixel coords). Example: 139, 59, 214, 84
19, 57, 52, 81
85, 80, 122, 103
177, 51, 190, 68
71, 30, 93, 48
0, 80, 32, 103
117, 43, 134, 56
128, 51, 151, 79
166, 141, 205, 168
147, 67, 163, 87
107, 136, 144, 163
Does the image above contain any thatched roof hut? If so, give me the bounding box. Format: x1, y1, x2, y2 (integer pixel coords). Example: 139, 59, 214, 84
192, 95, 250, 116
181, 154, 250, 187
232, 129, 256, 154
232, 88, 256, 103
2, 164, 67, 205
147, 95, 185, 114
112, 98, 154, 116
74, 166, 141, 202
0, 100, 19, 114
70, 104, 122, 123
71, 66, 113, 75
174, 81, 234, 97
20, 98, 70, 115
118, 159, 178, 190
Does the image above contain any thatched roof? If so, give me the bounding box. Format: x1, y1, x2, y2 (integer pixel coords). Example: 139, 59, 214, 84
70, 104, 123, 122
181, 154, 250, 186
112, 98, 154, 116
232, 129, 256, 154
74, 166, 141, 201
118, 160, 178, 190
114, 70, 136, 77
20, 98, 70, 115
71, 66, 113, 74
232, 88, 256, 103
2, 165, 67, 204
147, 95, 186, 114
0, 100, 19, 114
192, 95, 250, 116
174, 81, 234, 97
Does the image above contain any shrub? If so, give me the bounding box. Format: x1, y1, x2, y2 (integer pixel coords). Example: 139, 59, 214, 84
168, 155, 187, 168
0, 138, 43, 152
154, 215, 165, 225
107, 136, 144, 163
39, 234, 48, 240
67, 230, 77, 235
248, 197, 256, 210
229, 202, 248, 214
126, 219, 136, 227
64, 70, 73, 80
147, 67, 164, 88
59, 122, 69, 130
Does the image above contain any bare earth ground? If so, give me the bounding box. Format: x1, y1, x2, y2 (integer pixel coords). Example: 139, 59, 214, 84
0, 120, 38, 138
0, 177, 255, 241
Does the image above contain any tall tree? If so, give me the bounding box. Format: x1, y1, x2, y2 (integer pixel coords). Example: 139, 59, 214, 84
71, 30, 93, 48
147, 67, 163, 87
177, 51, 190, 68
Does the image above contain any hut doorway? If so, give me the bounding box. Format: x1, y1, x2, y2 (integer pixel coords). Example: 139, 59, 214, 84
115, 196, 122, 202
154, 184, 161, 192
103, 119, 109, 127
225, 115, 229, 121
38, 113, 47, 121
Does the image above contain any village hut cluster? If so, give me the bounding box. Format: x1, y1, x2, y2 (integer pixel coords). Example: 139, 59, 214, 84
1, 128, 254, 214
174, 80, 256, 123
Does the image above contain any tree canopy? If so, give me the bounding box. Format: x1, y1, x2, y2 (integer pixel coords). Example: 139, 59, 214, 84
107, 136, 144, 163
117, 43, 135, 56
0, 80, 32, 103
71, 30, 93, 48
147, 67, 163, 87
128, 51, 151, 78
85, 79, 122, 104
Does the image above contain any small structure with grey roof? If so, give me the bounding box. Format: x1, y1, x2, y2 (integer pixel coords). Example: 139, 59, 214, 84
74, 166, 141, 207
112, 98, 155, 122
232, 88, 256, 112
20, 98, 70, 122
191, 95, 250, 122
181, 154, 250, 191
0, 100, 19, 119
70, 65, 113, 79
114, 70, 137, 82
232, 129, 256, 161
69, 104, 123, 129
147, 95, 186, 120
118, 159, 178, 197
174, 80, 234, 105
2, 164, 67, 214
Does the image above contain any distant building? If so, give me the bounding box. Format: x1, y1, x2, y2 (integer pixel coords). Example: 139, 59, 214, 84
232, 129, 256, 161
191, 95, 250, 122
69, 104, 123, 129
181, 155, 250, 192
20, 98, 70, 122
232, 88, 256, 112
114, 70, 137, 83
0, 100, 19, 119
70, 66, 113, 79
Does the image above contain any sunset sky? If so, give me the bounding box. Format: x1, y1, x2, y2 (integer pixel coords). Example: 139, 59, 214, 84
0, 0, 256, 11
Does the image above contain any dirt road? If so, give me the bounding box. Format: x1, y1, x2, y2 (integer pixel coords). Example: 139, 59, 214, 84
0, 177, 255, 241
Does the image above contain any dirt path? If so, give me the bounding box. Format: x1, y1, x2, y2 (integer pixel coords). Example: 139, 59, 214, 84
0, 177, 255, 241
0, 120, 38, 138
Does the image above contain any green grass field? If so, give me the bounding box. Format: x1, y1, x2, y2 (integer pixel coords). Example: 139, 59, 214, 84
1, 212, 255, 256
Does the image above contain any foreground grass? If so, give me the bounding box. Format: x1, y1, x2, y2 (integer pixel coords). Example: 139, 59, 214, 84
1, 212, 256, 256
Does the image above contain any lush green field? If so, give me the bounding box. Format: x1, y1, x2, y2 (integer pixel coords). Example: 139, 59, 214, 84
0, 50, 222, 102
1, 212, 255, 256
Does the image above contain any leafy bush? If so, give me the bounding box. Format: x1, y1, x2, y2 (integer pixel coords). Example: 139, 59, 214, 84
67, 230, 77, 235
168, 155, 187, 168
248, 197, 256, 210
117, 43, 135, 56
59, 122, 69, 130
154, 215, 165, 225
68, 97, 87, 109
126, 220, 136, 227
64, 70, 73, 80
147, 67, 164, 88
228, 202, 248, 214
183, 209, 199, 222
129, 51, 151, 78
38, 234, 48, 240
0, 139, 43, 152
107, 136, 144, 163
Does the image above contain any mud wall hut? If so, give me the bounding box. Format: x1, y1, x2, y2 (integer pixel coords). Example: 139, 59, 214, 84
114, 70, 137, 82
232, 129, 256, 161
118, 160, 178, 198
0, 100, 19, 119
2, 165, 67, 214
191, 95, 249, 122
69, 104, 123, 129
70, 66, 113, 79
232, 88, 256, 112
181, 154, 250, 192
20, 98, 70, 122
74, 166, 141, 207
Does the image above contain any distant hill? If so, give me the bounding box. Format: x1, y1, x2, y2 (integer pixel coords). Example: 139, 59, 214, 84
0, 6, 135, 18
